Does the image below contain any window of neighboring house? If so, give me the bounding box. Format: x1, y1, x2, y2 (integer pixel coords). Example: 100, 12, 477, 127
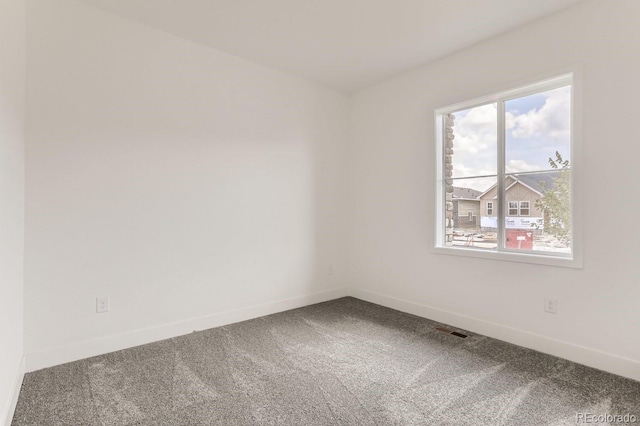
434, 73, 580, 268
508, 201, 519, 216
468, 212, 473, 222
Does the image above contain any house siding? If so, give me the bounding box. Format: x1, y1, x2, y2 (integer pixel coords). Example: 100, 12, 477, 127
479, 180, 545, 232
454, 199, 480, 228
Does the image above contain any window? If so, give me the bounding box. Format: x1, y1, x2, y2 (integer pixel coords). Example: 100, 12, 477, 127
435, 74, 579, 267
468, 212, 473, 222
508, 201, 519, 216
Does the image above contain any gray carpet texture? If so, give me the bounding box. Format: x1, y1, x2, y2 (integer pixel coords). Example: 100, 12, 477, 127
12, 297, 640, 425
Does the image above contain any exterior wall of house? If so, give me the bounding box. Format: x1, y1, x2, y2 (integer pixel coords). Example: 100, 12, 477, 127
479, 181, 544, 231
455, 199, 480, 228
504, 184, 543, 217
480, 185, 497, 231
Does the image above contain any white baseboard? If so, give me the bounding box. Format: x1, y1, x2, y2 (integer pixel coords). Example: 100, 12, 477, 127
349, 287, 640, 382
25, 286, 639, 382
3, 356, 25, 426
26, 287, 348, 372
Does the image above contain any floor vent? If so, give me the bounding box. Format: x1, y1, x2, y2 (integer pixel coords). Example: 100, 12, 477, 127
435, 327, 468, 338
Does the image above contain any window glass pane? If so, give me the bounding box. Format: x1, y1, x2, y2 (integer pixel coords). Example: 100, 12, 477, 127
503, 170, 571, 254
505, 86, 571, 173
449, 176, 497, 250
451, 103, 497, 178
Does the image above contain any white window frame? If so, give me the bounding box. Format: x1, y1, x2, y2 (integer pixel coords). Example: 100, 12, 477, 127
508, 201, 519, 216
519, 201, 530, 216
487, 202, 493, 216
433, 72, 583, 268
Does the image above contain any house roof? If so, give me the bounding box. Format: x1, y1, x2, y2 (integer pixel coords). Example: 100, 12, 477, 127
453, 187, 483, 200
514, 171, 561, 192
475, 171, 563, 199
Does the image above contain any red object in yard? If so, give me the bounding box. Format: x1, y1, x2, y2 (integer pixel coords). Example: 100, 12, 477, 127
506, 229, 534, 250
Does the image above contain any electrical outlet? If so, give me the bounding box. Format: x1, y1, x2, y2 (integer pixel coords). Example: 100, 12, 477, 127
328, 266, 334, 276
96, 297, 110, 313
544, 297, 557, 314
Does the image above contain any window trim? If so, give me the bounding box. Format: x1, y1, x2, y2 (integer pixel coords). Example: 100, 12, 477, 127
519, 201, 530, 217
508, 201, 519, 216
487, 201, 493, 216
433, 72, 583, 269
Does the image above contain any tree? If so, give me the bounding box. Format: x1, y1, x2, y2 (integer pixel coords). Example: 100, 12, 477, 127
536, 151, 571, 245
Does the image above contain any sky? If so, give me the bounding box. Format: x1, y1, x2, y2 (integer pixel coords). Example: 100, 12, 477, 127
451, 85, 571, 192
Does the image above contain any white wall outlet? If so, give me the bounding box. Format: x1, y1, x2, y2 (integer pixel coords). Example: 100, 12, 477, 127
544, 297, 557, 314
96, 297, 110, 313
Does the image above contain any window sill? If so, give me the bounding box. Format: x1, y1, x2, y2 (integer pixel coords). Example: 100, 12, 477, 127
432, 245, 583, 269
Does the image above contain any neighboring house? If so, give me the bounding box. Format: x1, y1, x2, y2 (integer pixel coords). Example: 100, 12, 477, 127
452, 187, 482, 229
477, 171, 560, 233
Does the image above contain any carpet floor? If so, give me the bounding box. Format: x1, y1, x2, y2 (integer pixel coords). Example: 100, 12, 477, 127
12, 297, 640, 425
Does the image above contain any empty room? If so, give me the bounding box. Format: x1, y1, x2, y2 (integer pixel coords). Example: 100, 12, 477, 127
2, 0, 639, 424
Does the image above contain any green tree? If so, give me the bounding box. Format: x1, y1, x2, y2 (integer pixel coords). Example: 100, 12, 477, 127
536, 151, 571, 245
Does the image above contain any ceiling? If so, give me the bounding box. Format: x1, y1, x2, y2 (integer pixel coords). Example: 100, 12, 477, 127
75, 0, 585, 93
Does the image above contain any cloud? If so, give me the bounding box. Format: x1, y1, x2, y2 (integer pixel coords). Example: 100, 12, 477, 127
452, 103, 497, 177
506, 159, 540, 173
455, 104, 496, 153
506, 86, 570, 140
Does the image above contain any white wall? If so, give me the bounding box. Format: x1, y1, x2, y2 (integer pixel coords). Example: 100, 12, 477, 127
0, 0, 26, 422
349, 0, 640, 380
25, 0, 349, 369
